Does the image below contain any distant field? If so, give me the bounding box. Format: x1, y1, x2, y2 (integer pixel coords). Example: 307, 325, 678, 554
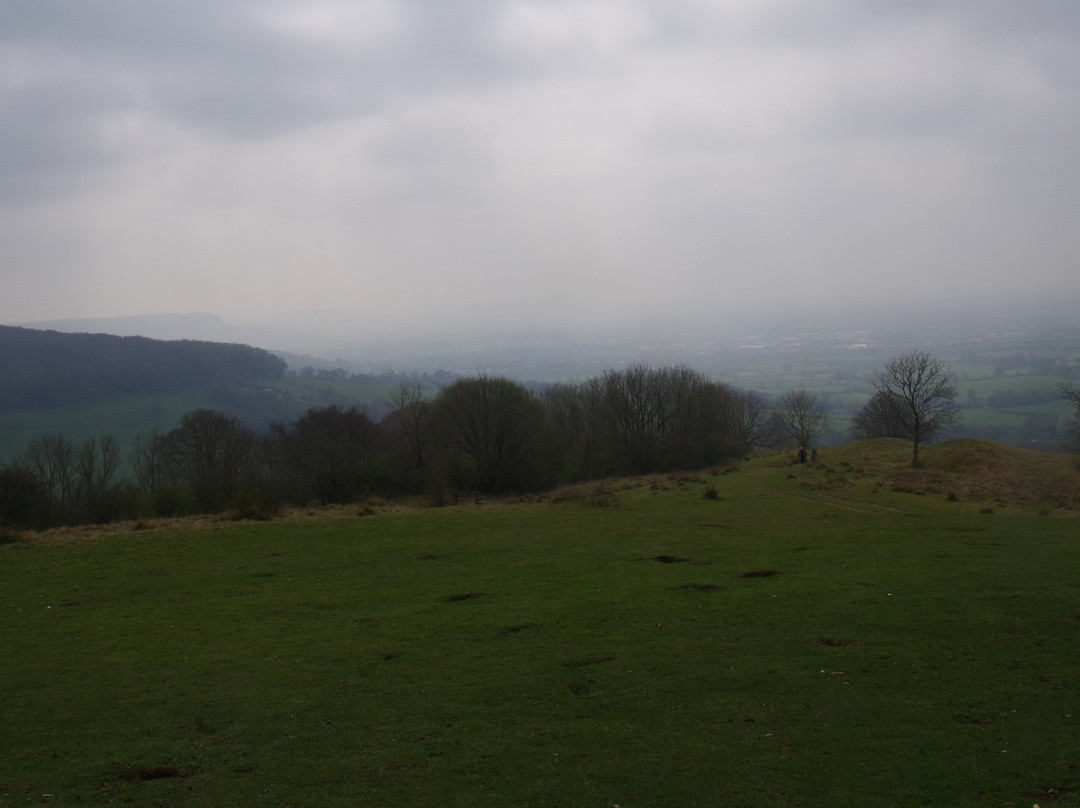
0, 390, 215, 463
1, 338, 1075, 465
2, 440, 1078, 807
270, 377, 393, 405
725, 354, 1075, 451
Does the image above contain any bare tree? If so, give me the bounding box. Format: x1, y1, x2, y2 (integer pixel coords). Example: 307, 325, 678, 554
871, 351, 959, 466
17, 433, 76, 523
282, 406, 378, 504
850, 390, 910, 440
381, 385, 439, 492
1057, 381, 1080, 451
544, 379, 609, 481
72, 435, 122, 522
770, 389, 829, 451
434, 376, 551, 493
163, 409, 256, 510
601, 364, 664, 474
130, 429, 171, 493
726, 388, 774, 453
16, 433, 125, 525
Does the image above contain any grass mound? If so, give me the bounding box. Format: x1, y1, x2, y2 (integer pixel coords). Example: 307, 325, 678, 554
795, 438, 1080, 511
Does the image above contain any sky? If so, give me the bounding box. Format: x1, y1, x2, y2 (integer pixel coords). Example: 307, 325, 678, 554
2, 0, 1078, 334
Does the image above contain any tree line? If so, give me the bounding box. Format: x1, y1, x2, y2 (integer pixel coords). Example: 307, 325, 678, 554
3, 352, 1075, 531
0, 364, 799, 529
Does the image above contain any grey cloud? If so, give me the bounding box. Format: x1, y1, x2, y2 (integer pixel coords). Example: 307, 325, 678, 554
0, 0, 1077, 327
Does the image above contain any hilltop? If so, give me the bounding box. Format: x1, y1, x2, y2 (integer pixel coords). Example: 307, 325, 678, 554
760, 438, 1080, 513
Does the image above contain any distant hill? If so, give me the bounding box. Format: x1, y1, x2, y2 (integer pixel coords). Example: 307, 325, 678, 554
0, 325, 286, 412
15, 312, 246, 343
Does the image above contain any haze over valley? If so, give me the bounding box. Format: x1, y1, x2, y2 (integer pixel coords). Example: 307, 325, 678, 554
16, 296, 1079, 384
3, 2, 1078, 472
3, 2, 1078, 343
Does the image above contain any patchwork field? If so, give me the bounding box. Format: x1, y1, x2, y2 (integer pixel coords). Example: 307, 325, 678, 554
2, 440, 1078, 807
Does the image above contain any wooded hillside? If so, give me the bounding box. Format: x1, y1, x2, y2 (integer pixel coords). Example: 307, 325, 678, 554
0, 326, 286, 411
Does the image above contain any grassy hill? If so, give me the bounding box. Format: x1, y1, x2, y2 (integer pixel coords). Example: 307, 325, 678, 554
789, 438, 1080, 512
0, 324, 399, 462
2, 440, 1078, 807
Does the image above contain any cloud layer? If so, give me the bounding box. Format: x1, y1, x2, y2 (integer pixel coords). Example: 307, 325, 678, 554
3, 0, 1078, 330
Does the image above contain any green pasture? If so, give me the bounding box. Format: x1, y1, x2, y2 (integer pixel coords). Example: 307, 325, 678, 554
959, 375, 1063, 394
3, 443, 1078, 807
270, 377, 391, 407
0, 380, 394, 464
960, 403, 1071, 429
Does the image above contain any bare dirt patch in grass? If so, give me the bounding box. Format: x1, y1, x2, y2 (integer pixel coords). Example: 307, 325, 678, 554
446, 592, 488, 602
105, 764, 193, 786
563, 656, 616, 668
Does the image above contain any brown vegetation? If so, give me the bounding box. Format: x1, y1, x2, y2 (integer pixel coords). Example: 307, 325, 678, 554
797, 438, 1080, 509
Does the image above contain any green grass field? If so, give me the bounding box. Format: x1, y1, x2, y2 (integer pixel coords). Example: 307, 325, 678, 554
0, 391, 215, 464
2, 440, 1079, 807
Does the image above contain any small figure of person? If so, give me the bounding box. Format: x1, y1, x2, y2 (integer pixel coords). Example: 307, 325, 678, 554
811, 448, 818, 464
798, 447, 807, 465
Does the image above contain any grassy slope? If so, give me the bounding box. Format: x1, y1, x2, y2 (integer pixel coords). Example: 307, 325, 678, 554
1, 440, 1078, 807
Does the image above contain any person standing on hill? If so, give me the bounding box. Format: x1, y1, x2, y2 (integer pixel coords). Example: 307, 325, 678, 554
798, 447, 807, 465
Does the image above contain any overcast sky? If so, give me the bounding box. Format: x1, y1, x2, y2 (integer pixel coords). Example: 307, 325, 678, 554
2, 1, 1078, 333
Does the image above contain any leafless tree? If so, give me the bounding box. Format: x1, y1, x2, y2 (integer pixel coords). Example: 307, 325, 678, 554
871, 351, 959, 466
130, 429, 171, 493
163, 409, 256, 510
434, 375, 551, 493
726, 388, 774, 453
282, 406, 378, 504
601, 364, 664, 474
850, 390, 910, 440
73, 435, 122, 522
770, 389, 829, 451
381, 385, 439, 491
16, 433, 124, 525
1057, 381, 1080, 451
548, 367, 768, 475
544, 379, 609, 481
17, 433, 76, 522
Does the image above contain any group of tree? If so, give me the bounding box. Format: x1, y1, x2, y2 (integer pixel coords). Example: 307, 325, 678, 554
0, 365, 800, 529
0, 433, 129, 527
14, 350, 1077, 532
1058, 381, 1080, 452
